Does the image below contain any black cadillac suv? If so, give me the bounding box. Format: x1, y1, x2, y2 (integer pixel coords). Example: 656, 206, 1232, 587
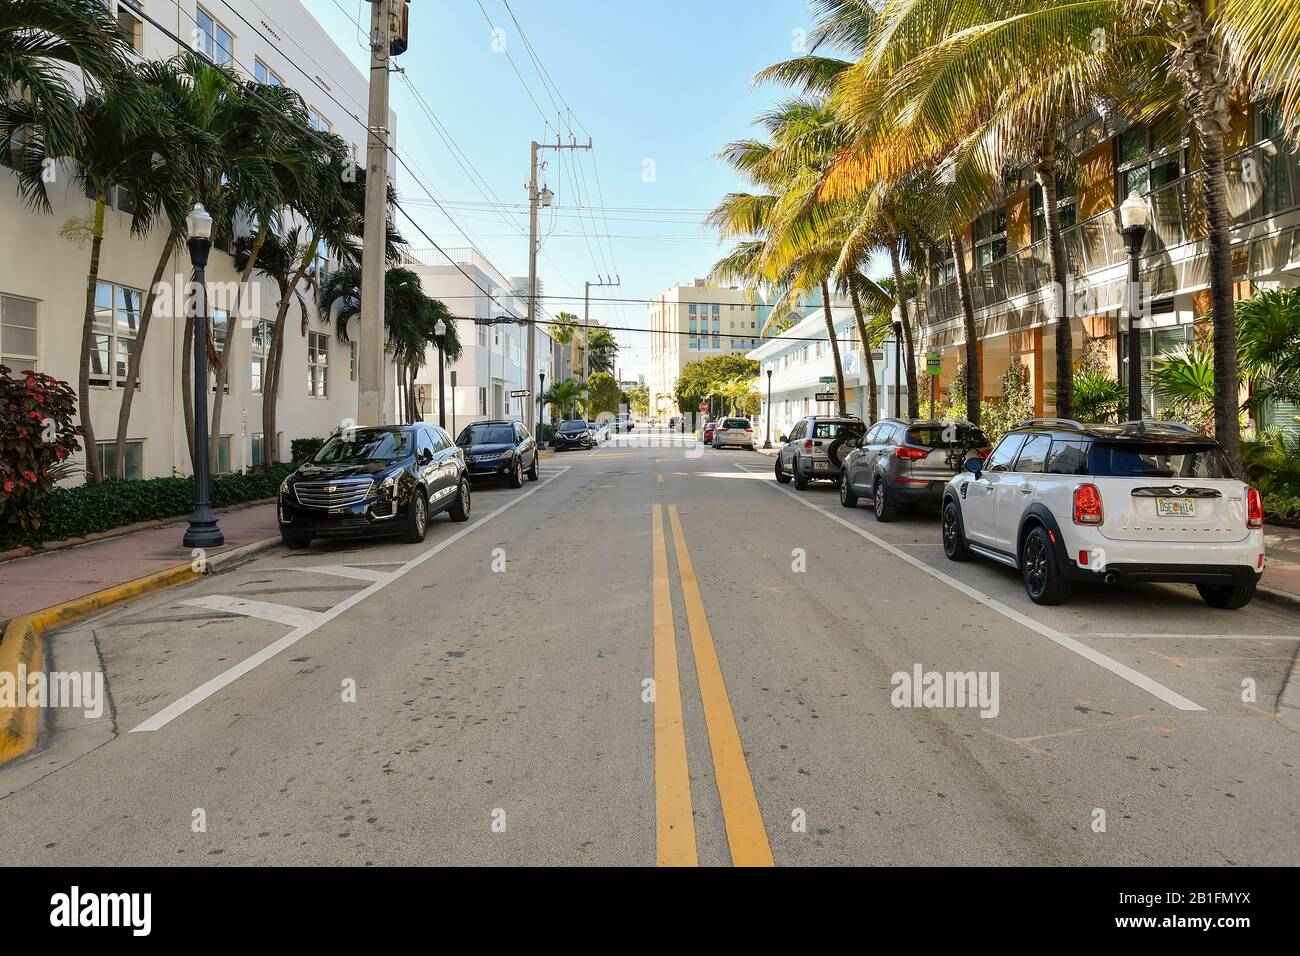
278, 424, 470, 549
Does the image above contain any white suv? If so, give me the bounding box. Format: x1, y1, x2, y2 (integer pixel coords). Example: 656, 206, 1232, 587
941, 419, 1265, 608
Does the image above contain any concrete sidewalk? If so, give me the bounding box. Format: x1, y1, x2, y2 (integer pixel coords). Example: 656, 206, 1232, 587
0, 501, 281, 621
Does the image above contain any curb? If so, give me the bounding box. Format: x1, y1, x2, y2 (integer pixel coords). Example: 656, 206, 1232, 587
0, 535, 282, 766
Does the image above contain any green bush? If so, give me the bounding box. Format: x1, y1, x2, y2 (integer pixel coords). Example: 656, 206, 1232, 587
3, 463, 295, 550
982, 363, 1035, 445
1243, 430, 1300, 523
0, 367, 82, 540
291, 437, 326, 462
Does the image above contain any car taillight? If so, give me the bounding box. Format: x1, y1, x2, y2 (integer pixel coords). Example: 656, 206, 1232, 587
744, 426, 753, 432
895, 445, 927, 460
1247, 487, 1263, 528
804, 439, 814, 451
1073, 483, 1104, 525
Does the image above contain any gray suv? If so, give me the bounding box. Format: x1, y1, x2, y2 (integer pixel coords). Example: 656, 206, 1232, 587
775, 415, 866, 490
839, 418, 991, 521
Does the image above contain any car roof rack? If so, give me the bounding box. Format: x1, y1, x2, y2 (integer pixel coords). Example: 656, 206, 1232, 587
1119, 419, 1197, 433
1018, 418, 1084, 430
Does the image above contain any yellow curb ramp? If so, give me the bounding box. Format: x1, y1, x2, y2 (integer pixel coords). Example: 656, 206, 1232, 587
0, 562, 200, 766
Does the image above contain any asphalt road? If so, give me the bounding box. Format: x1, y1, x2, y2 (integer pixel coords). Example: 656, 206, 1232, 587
2, 427, 1297, 865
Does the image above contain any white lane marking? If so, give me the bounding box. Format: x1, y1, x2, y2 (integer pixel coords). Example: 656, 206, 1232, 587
735, 463, 1207, 712
175, 596, 325, 628
131, 466, 572, 733
274, 564, 394, 583
1083, 633, 1300, 641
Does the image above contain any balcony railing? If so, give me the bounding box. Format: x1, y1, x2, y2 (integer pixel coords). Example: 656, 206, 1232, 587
915, 133, 1300, 338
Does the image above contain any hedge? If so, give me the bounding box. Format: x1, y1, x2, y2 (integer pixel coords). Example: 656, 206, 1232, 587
2, 463, 296, 551
291, 437, 326, 462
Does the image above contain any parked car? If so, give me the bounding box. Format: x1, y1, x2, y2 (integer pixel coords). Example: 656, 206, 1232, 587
668, 416, 680, 430
553, 419, 594, 450
278, 424, 469, 549
456, 420, 539, 487
840, 418, 991, 521
712, 417, 755, 449
702, 420, 719, 443
587, 420, 611, 443
775, 415, 866, 489
612, 413, 635, 433
941, 419, 1265, 608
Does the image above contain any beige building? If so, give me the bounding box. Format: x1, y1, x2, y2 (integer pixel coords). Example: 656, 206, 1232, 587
647, 280, 763, 418
0, 0, 398, 480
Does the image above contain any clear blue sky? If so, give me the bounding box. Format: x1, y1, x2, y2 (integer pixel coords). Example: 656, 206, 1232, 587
311, 0, 818, 381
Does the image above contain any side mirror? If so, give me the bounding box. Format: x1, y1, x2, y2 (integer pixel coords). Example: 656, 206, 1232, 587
964, 456, 984, 477
419, 449, 434, 465
778, 434, 787, 444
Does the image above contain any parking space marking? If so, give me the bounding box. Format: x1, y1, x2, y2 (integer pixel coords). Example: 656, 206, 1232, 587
1082, 633, 1300, 641
175, 596, 326, 628
736, 463, 1207, 713
131, 466, 572, 734
275, 564, 395, 583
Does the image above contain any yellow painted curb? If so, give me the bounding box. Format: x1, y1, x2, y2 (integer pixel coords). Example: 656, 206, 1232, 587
0, 562, 200, 766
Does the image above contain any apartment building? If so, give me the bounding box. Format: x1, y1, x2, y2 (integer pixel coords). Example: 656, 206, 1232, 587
647, 280, 765, 417
0, 0, 398, 479
913, 102, 1300, 439
407, 248, 553, 437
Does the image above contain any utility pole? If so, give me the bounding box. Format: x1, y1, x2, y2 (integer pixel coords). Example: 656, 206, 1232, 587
584, 275, 620, 385
358, 0, 397, 426
525, 135, 592, 435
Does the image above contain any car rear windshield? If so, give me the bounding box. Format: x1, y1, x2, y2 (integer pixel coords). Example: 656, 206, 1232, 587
813, 421, 864, 439
1088, 442, 1232, 478
313, 429, 411, 464
905, 425, 989, 448
722, 419, 750, 428
458, 425, 513, 445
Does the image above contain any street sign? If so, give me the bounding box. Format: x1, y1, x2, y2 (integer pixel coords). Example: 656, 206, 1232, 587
698, 402, 708, 412
926, 351, 942, 374
814, 391, 836, 402
819, 375, 836, 383
510, 389, 530, 398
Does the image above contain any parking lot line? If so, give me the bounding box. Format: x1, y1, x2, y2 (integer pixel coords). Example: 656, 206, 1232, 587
175, 596, 325, 628
735, 463, 1207, 713
667, 505, 775, 867
651, 505, 698, 867
274, 564, 396, 583
130, 466, 572, 734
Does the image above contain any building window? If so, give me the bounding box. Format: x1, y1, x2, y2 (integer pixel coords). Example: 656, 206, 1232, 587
1119, 324, 1191, 417
250, 319, 269, 393
478, 387, 487, 415
195, 6, 234, 67
0, 293, 38, 371
208, 310, 230, 393
1032, 178, 1077, 242
1116, 125, 1183, 202
350, 341, 358, 381
974, 208, 1008, 266
116, 1, 144, 55
250, 433, 266, 468
254, 58, 282, 86
214, 435, 232, 474
307, 330, 328, 398
96, 440, 143, 480
308, 107, 332, 133
931, 241, 956, 285
90, 281, 142, 388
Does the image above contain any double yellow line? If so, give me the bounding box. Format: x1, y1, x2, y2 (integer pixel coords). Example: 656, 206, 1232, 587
651, 504, 774, 867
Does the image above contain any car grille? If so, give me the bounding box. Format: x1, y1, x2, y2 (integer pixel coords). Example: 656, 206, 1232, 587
294, 477, 375, 510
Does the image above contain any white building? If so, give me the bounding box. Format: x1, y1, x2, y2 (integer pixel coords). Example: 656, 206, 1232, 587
0, 0, 398, 479
748, 298, 900, 442
407, 248, 553, 438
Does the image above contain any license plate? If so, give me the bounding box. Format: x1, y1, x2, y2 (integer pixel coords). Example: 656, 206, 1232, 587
1156, 497, 1195, 517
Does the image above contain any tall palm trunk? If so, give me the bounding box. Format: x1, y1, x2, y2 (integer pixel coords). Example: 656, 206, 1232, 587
951, 229, 981, 427
820, 279, 847, 415
209, 224, 266, 468
1034, 140, 1074, 418
78, 197, 107, 484
113, 229, 178, 477
1173, 4, 1242, 474
263, 240, 318, 466
888, 239, 919, 417
848, 279, 879, 424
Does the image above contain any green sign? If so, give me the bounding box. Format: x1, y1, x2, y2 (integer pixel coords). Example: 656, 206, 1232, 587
926, 351, 942, 374
819, 375, 836, 383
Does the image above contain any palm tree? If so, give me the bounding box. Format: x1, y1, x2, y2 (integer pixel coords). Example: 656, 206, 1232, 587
0, 0, 128, 207
540, 378, 586, 422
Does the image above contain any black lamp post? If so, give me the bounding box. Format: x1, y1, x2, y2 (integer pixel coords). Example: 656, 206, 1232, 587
764, 367, 774, 449
434, 318, 447, 427
1120, 190, 1151, 422
892, 318, 903, 418
538, 371, 546, 437
183, 203, 224, 549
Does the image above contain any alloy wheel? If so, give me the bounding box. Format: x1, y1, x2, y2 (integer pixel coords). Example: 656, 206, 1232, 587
1024, 534, 1047, 597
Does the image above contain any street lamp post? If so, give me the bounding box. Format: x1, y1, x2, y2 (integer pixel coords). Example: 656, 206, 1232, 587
764, 367, 774, 449
434, 318, 447, 428
1120, 190, 1150, 422
538, 372, 546, 441
182, 203, 224, 549
892, 319, 903, 418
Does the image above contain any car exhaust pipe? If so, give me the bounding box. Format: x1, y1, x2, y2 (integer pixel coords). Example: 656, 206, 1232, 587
1104, 571, 1119, 585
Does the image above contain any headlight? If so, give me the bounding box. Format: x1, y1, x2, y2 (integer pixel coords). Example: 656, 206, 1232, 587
380, 474, 397, 495
279, 476, 293, 496
501, 449, 515, 459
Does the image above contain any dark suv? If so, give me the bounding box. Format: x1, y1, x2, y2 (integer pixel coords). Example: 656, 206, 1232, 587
553, 419, 594, 450
278, 424, 470, 549
840, 418, 991, 521
456, 420, 539, 487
